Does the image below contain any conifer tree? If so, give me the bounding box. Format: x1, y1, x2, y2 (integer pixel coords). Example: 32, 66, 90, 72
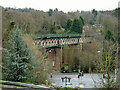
3, 27, 34, 82
65, 19, 73, 31
71, 18, 83, 34
79, 16, 85, 25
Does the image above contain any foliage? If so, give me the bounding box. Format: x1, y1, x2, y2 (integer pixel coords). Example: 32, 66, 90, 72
47, 9, 53, 16
83, 66, 89, 73
56, 24, 61, 29
3, 22, 15, 47
2, 28, 34, 82
89, 19, 94, 25
100, 14, 118, 38
63, 45, 78, 71
2, 6, 120, 87
64, 65, 69, 71
2, 7, 118, 36
101, 38, 118, 88
100, 13, 118, 88
65, 16, 84, 34
112, 8, 120, 17
65, 19, 73, 31
2, 27, 49, 84
63, 39, 102, 73
79, 16, 84, 25
23, 34, 49, 84
9, 21, 15, 30
54, 8, 58, 12
61, 64, 71, 73
80, 11, 94, 24
99, 42, 119, 88
71, 18, 83, 34
92, 9, 98, 17
104, 30, 114, 41
81, 40, 102, 72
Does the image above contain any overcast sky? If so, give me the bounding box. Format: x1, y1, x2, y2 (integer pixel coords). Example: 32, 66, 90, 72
0, 0, 120, 12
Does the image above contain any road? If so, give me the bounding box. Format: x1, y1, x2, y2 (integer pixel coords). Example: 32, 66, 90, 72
49, 73, 103, 88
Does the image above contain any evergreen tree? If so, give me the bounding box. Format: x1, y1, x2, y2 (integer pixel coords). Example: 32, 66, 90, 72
79, 16, 85, 25
9, 21, 15, 30
104, 30, 114, 42
65, 19, 73, 31
92, 9, 98, 17
47, 9, 53, 16
71, 18, 83, 34
54, 8, 58, 11
3, 27, 34, 82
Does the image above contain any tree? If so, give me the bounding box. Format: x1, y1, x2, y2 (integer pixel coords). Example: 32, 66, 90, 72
71, 18, 83, 34
23, 35, 49, 84
65, 19, 73, 31
3, 21, 16, 47
104, 30, 114, 42
9, 21, 15, 30
54, 8, 58, 12
3, 28, 34, 82
92, 9, 97, 17
101, 40, 118, 88
79, 16, 85, 25
101, 23, 118, 88
47, 9, 53, 16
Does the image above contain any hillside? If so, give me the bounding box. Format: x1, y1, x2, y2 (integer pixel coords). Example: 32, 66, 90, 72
2, 7, 119, 47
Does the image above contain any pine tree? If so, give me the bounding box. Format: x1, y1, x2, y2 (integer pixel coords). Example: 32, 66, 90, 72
71, 18, 83, 34
47, 9, 53, 16
3, 27, 34, 82
104, 30, 114, 42
65, 19, 73, 31
79, 16, 85, 25
92, 9, 98, 17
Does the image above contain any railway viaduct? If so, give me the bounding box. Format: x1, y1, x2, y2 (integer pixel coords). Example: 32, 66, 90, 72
34, 34, 92, 70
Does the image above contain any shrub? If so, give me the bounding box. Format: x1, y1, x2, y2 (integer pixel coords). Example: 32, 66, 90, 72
83, 66, 89, 73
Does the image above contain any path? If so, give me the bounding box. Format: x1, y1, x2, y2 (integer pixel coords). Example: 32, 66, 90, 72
49, 73, 103, 88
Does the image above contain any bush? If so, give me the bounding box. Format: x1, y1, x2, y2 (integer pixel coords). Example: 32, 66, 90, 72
83, 66, 89, 73
61, 67, 65, 73
89, 20, 94, 25
56, 25, 61, 29
61, 65, 71, 73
